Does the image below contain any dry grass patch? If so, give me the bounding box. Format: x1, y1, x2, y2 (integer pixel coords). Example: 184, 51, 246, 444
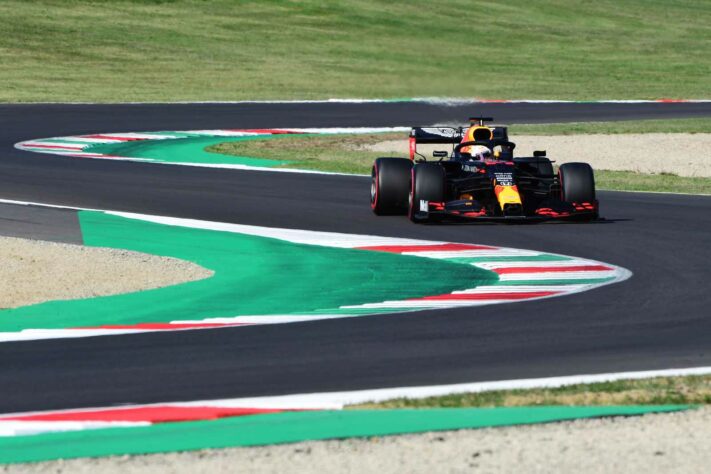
208, 133, 403, 174
350, 375, 711, 409
209, 129, 711, 193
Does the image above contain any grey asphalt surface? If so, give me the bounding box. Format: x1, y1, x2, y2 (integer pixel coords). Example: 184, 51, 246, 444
0, 102, 709, 413
0, 204, 82, 244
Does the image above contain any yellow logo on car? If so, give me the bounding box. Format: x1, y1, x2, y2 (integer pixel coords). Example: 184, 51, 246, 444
494, 184, 522, 211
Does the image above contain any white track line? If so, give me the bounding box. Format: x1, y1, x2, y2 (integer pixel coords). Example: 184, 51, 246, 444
0, 421, 150, 437
231, 366, 711, 408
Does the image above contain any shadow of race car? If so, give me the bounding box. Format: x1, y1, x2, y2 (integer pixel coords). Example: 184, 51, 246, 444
370, 117, 598, 223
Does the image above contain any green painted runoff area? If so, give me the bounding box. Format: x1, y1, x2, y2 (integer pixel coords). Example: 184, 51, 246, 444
0, 212, 497, 331
0, 406, 691, 464
86, 136, 290, 167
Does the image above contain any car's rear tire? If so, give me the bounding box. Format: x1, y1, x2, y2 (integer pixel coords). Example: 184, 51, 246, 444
409, 163, 445, 223
371, 157, 413, 215
559, 162, 596, 203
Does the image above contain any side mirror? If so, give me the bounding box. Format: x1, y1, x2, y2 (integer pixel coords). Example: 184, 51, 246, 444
433, 150, 448, 158
533, 150, 547, 157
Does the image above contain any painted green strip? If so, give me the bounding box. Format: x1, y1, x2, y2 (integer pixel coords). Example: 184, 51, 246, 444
85, 136, 290, 167
0, 212, 497, 331
0, 406, 691, 464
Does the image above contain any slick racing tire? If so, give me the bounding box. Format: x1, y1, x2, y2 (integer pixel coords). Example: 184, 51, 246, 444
559, 162, 596, 203
409, 162, 445, 223
559, 162, 598, 219
371, 158, 413, 215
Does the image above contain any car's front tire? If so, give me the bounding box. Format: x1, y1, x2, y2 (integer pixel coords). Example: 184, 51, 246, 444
559, 162, 597, 219
371, 157, 413, 215
559, 162, 596, 203
409, 163, 445, 223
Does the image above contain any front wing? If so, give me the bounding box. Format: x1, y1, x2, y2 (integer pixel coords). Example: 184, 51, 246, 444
414, 199, 599, 222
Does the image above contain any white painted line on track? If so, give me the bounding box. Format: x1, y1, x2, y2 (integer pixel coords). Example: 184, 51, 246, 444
231, 366, 711, 408
0, 421, 150, 437
0, 198, 106, 213
171, 162, 367, 176
0, 328, 159, 343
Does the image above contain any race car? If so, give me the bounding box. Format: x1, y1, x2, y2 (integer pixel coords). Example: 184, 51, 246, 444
370, 117, 598, 222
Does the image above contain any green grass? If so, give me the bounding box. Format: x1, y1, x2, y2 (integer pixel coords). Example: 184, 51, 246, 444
349, 375, 711, 409
1, 0, 710, 102
207, 129, 711, 194
208, 133, 396, 174
594, 170, 710, 194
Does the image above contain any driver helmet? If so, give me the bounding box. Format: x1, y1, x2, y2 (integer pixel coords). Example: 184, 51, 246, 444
460, 125, 493, 155
469, 145, 492, 160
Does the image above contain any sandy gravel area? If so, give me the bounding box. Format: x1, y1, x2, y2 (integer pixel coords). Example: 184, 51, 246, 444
4, 407, 708, 473
0, 237, 213, 309
364, 133, 711, 177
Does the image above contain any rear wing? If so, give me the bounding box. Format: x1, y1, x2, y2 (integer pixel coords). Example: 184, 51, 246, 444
410, 127, 464, 143
409, 126, 509, 160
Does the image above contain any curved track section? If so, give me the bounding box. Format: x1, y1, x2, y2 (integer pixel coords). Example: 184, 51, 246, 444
0, 102, 709, 414
13, 127, 407, 172
0, 209, 630, 342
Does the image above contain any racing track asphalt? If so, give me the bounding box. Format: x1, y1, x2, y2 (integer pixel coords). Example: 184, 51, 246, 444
0, 101, 709, 413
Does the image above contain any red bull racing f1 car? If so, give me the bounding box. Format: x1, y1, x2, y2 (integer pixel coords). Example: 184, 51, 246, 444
370, 117, 598, 222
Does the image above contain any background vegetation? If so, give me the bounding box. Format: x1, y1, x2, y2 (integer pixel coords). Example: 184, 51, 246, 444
1, 0, 709, 102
